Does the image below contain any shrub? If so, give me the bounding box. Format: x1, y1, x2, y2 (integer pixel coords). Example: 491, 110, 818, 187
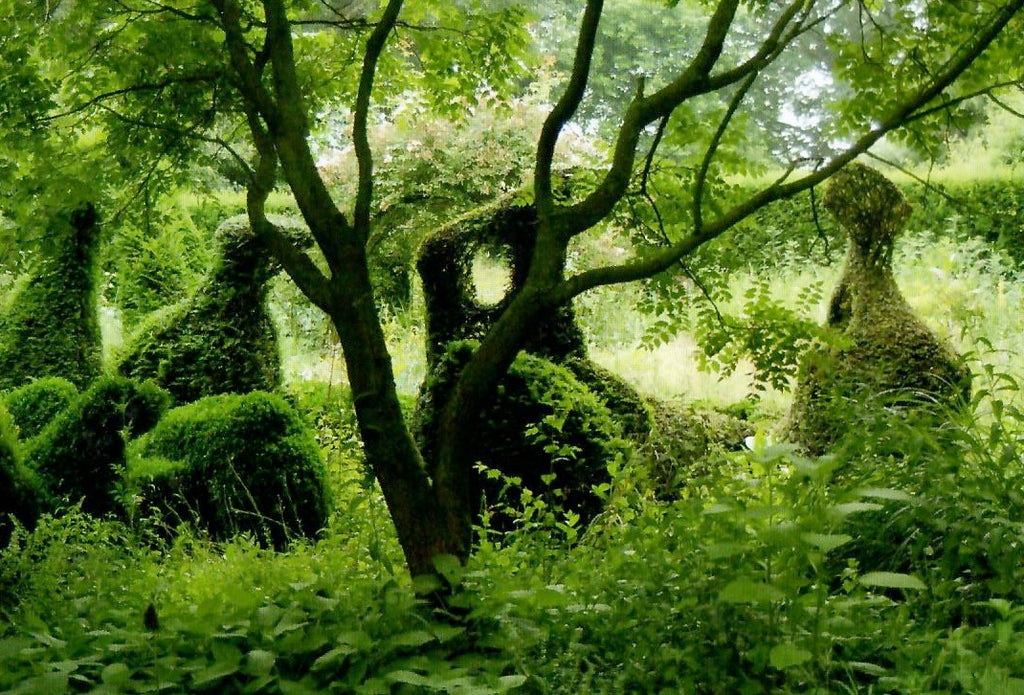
0, 406, 48, 547
125, 391, 330, 549
1, 377, 78, 441
0, 204, 102, 390
24, 376, 170, 517
414, 342, 627, 530
117, 214, 306, 403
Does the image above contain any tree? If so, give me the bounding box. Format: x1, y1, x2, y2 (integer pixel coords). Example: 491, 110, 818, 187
2, 0, 1022, 581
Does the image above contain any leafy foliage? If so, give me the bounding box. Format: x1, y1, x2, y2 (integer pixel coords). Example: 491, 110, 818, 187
126, 391, 330, 550
1, 377, 77, 441
104, 194, 216, 328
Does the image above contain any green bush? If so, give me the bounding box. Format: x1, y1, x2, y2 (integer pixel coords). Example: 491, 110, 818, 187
0, 405, 48, 547
24, 376, 170, 517
0, 204, 102, 390
414, 342, 627, 530
126, 391, 330, 549
2, 376, 78, 441
117, 214, 305, 404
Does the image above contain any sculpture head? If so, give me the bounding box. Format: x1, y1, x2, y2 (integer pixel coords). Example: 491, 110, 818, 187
823, 163, 911, 253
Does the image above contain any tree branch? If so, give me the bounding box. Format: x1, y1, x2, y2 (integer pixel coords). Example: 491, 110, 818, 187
552, 0, 1024, 304
353, 0, 404, 243
534, 0, 604, 216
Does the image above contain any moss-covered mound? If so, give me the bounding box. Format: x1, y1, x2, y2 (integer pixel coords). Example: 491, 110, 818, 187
25, 376, 170, 516
0, 406, 48, 547
117, 214, 306, 404
414, 342, 626, 530
0, 204, 102, 390
785, 164, 970, 454
637, 398, 753, 498
126, 392, 330, 549
2, 377, 78, 441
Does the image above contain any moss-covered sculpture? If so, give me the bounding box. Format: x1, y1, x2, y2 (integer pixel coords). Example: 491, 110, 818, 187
125, 392, 330, 549
414, 341, 627, 529
24, 376, 170, 516
117, 214, 307, 404
785, 164, 970, 454
417, 200, 587, 368
2, 377, 78, 441
0, 405, 49, 547
0, 204, 102, 390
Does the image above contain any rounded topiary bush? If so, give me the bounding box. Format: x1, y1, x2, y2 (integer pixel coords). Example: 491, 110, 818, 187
25, 376, 170, 517
125, 392, 330, 549
0, 406, 48, 547
414, 341, 626, 530
2, 377, 78, 441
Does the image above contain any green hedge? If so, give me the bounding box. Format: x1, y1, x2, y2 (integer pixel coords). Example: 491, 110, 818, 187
2, 377, 78, 441
25, 376, 170, 517
126, 392, 330, 549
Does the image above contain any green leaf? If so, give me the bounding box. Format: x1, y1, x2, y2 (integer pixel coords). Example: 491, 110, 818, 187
244, 649, 276, 677
859, 572, 926, 590
387, 630, 435, 650
719, 579, 785, 604
854, 487, 912, 501
101, 662, 131, 686
829, 502, 883, 518
770, 643, 813, 669
800, 533, 853, 553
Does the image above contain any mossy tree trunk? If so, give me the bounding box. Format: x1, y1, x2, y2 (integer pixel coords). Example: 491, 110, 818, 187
210, 0, 1024, 581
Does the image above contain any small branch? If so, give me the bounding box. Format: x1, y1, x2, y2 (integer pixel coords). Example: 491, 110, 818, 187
535, 0, 604, 215
693, 71, 758, 237
353, 0, 404, 243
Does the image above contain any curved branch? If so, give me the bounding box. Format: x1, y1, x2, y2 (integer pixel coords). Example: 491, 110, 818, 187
353, 0, 404, 243
534, 0, 604, 215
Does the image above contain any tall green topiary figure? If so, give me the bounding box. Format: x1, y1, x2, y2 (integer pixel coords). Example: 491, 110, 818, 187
117, 214, 306, 404
785, 164, 970, 454
0, 405, 49, 547
125, 392, 330, 550
24, 376, 170, 517
0, 203, 102, 390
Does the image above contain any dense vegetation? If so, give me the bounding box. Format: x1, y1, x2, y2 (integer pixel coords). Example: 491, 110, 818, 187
0, 0, 1023, 691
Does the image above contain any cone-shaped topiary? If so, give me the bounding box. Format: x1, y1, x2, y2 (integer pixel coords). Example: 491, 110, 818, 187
0, 405, 49, 547
414, 341, 627, 530
117, 214, 308, 404
785, 164, 970, 454
0, 204, 102, 390
125, 391, 330, 549
24, 376, 171, 516
2, 377, 78, 441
